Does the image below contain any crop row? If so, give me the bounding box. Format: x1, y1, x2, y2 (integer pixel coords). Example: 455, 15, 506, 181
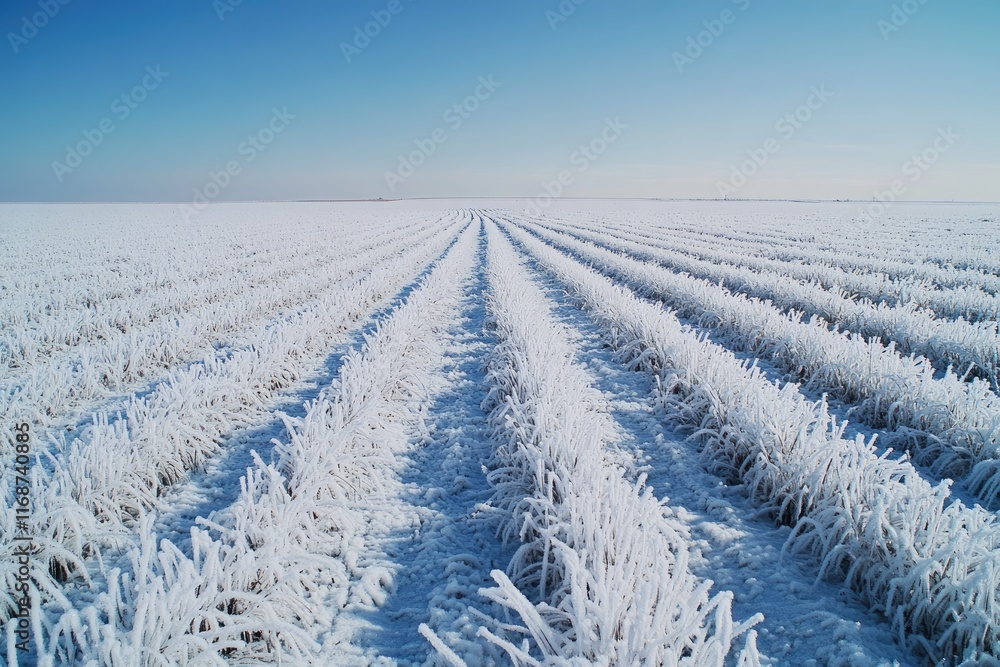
554, 211, 1000, 322
1, 213, 433, 371
0, 215, 465, 460
452, 220, 762, 665
0, 217, 464, 647
23, 219, 482, 665
589, 207, 1000, 289
517, 219, 1000, 508
534, 217, 1000, 385
501, 217, 1000, 663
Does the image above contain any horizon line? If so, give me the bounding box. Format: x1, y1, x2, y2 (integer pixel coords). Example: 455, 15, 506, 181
2, 197, 999, 206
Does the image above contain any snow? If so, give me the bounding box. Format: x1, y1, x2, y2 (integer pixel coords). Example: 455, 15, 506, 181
2, 200, 999, 666
521, 252, 909, 665
316, 230, 509, 665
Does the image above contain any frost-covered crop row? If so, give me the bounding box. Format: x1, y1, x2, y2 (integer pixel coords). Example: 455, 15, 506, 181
589, 207, 1000, 292
0, 215, 464, 461
452, 221, 763, 666
533, 217, 1000, 385
500, 218, 1000, 664
556, 212, 1000, 322
20, 219, 481, 665
0, 213, 432, 371
0, 205, 422, 331
0, 217, 463, 648
735, 213, 1000, 279
0, 213, 436, 401
0, 207, 371, 358
518, 219, 1000, 508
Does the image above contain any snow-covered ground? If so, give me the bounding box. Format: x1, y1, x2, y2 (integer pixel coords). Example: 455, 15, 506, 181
1, 200, 998, 666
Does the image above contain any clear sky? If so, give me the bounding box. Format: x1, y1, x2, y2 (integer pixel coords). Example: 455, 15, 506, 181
1, 0, 997, 202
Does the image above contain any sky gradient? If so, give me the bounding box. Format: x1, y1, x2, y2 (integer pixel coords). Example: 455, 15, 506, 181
2, 0, 998, 202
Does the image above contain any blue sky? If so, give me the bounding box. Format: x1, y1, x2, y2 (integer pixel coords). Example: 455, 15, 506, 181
1, 0, 997, 202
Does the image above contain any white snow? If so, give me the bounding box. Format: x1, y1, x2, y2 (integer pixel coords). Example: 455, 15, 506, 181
1, 200, 998, 666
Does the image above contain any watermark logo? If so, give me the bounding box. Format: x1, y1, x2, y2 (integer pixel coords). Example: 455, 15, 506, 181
716, 85, 833, 198
525, 117, 627, 215
8, 0, 72, 53
7, 0, 70, 54
51, 66, 170, 182
179, 107, 296, 222
878, 0, 931, 40
214, 0, 244, 21
673, 0, 751, 73
546, 0, 587, 31
341, 0, 413, 63
857, 127, 958, 223
384, 75, 501, 192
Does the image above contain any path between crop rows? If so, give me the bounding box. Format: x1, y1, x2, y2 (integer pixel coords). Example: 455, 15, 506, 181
149, 240, 454, 559
314, 228, 511, 666
24, 213, 926, 666
507, 222, 912, 666
40, 225, 466, 659
316, 216, 915, 665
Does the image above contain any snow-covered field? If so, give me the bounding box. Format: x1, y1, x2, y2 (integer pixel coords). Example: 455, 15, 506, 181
2, 200, 999, 666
